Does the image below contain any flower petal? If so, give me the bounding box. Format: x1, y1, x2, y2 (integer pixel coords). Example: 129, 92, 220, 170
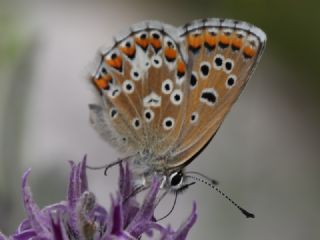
21, 169, 51, 238
50, 212, 69, 240
171, 202, 197, 240
126, 177, 161, 237
0, 232, 8, 240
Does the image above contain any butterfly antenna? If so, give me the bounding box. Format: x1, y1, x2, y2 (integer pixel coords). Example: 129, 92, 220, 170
186, 175, 255, 218
156, 182, 196, 222
185, 171, 219, 185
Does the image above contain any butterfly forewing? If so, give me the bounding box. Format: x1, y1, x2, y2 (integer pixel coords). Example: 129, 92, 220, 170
167, 19, 266, 168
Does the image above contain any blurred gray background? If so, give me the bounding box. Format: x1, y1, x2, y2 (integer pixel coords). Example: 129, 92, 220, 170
0, 0, 319, 239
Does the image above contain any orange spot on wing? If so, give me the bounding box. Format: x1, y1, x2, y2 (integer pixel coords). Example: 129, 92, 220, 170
135, 37, 149, 49
106, 55, 123, 70
120, 45, 136, 58
150, 38, 161, 50
204, 32, 217, 46
187, 33, 203, 49
164, 47, 177, 60
95, 78, 107, 89
231, 37, 243, 49
94, 74, 112, 90
219, 34, 231, 46
243, 46, 256, 58
177, 60, 185, 74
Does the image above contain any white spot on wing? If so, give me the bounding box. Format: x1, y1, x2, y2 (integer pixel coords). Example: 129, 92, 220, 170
225, 74, 237, 89
122, 80, 135, 94
207, 27, 218, 35
190, 112, 199, 124
162, 117, 175, 130
151, 55, 162, 68
223, 58, 234, 74
162, 79, 174, 94
247, 35, 259, 48
132, 117, 141, 129
199, 61, 211, 79
143, 92, 162, 108
200, 88, 218, 106
144, 109, 155, 123
176, 75, 186, 86
222, 28, 232, 36
164, 36, 177, 49
236, 30, 247, 38
107, 85, 121, 99
130, 68, 141, 81
170, 89, 183, 105
213, 54, 225, 70
109, 107, 118, 119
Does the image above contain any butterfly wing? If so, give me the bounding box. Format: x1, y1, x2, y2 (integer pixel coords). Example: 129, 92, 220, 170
89, 21, 190, 157
167, 18, 266, 168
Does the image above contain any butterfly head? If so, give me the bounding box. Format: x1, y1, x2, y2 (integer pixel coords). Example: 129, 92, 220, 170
128, 150, 186, 191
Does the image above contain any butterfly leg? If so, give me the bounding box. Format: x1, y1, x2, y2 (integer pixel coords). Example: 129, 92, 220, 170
86, 155, 135, 175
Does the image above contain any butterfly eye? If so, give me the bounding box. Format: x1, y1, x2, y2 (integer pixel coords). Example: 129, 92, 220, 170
169, 171, 184, 189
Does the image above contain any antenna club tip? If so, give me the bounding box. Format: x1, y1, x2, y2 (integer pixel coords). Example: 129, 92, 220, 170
246, 213, 255, 219
240, 208, 255, 218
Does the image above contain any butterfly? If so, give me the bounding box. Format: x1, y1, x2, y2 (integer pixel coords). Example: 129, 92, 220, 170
89, 18, 266, 194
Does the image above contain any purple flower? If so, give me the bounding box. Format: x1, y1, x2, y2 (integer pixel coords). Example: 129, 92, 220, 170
0, 156, 197, 239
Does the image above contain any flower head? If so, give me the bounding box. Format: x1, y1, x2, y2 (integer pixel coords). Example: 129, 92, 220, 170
1, 156, 197, 239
